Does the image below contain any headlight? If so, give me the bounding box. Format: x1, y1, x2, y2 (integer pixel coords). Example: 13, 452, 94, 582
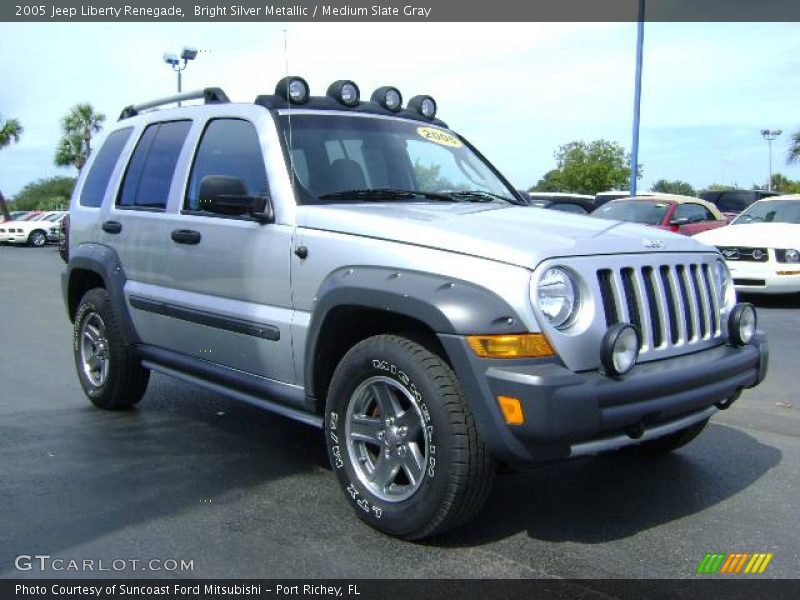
714, 258, 736, 310
776, 248, 800, 263
534, 267, 579, 329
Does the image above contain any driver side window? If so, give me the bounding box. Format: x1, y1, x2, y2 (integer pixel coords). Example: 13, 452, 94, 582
674, 203, 714, 222
185, 119, 268, 212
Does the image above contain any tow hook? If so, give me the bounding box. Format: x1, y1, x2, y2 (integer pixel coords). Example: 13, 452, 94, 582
715, 389, 742, 410
625, 422, 645, 439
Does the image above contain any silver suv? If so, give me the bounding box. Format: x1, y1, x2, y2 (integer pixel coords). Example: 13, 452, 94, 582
62, 79, 768, 540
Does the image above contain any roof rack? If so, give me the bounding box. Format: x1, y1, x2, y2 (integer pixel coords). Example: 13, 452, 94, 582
118, 87, 230, 120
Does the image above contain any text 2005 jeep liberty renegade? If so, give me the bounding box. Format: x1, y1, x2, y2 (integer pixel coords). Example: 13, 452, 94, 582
63, 78, 768, 539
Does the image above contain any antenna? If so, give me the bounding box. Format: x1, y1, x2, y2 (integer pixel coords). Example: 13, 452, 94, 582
283, 29, 297, 196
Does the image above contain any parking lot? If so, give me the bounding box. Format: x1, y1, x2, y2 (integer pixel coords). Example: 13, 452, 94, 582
1, 245, 798, 579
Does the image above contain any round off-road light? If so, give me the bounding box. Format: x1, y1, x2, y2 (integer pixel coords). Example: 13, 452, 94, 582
728, 303, 756, 346
371, 86, 403, 112
275, 76, 310, 105
601, 323, 640, 377
408, 95, 437, 119
327, 80, 360, 107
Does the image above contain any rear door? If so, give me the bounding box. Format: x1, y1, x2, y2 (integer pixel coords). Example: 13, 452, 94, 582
106, 119, 193, 349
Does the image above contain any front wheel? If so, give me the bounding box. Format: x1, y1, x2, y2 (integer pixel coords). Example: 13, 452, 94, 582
28, 230, 47, 247
325, 335, 495, 540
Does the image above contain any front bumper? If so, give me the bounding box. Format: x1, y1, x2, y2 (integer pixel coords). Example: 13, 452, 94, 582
728, 261, 800, 294
439, 332, 768, 463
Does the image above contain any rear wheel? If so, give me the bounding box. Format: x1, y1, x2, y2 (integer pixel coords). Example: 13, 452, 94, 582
73, 288, 149, 409
325, 334, 495, 540
624, 418, 709, 455
28, 230, 47, 247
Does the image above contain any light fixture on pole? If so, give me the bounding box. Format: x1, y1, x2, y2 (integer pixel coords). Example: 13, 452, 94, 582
760, 129, 782, 191
163, 47, 199, 105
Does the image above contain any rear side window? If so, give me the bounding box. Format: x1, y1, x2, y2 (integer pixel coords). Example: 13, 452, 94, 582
716, 191, 755, 213
185, 119, 268, 211
118, 120, 191, 210
79, 128, 132, 207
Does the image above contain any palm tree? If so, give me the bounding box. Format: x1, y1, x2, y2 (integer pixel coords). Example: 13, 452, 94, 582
0, 116, 24, 221
788, 130, 800, 165
55, 103, 105, 170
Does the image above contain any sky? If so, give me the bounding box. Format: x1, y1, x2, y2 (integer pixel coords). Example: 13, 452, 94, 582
0, 21, 799, 198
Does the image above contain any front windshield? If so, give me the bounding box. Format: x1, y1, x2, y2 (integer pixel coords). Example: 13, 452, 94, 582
592, 200, 670, 225
732, 200, 800, 225
277, 113, 516, 204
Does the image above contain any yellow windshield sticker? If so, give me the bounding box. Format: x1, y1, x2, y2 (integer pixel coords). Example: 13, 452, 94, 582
417, 127, 462, 148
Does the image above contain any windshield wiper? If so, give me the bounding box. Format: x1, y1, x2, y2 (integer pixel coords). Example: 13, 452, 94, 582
445, 190, 520, 204
318, 188, 457, 202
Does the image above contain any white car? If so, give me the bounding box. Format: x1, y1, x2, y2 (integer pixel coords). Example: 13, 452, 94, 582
0, 211, 66, 247
695, 194, 800, 294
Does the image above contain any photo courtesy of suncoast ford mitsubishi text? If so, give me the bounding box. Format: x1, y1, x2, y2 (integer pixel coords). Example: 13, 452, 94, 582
61, 77, 767, 540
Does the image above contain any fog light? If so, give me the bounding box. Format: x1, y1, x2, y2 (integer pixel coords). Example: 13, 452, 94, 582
601, 323, 640, 377
729, 303, 756, 346
408, 95, 437, 119
327, 79, 360, 107
371, 86, 402, 112
275, 76, 309, 105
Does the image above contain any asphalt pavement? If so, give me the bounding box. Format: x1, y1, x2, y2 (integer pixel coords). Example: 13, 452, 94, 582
1, 246, 798, 579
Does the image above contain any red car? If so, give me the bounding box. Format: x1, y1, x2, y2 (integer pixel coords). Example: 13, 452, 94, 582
592, 194, 728, 235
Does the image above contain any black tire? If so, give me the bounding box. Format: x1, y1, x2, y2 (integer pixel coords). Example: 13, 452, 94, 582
73, 288, 149, 410
325, 334, 494, 540
28, 229, 47, 247
624, 418, 709, 456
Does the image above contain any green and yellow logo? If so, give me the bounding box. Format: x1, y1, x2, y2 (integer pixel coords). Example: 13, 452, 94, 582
696, 552, 773, 574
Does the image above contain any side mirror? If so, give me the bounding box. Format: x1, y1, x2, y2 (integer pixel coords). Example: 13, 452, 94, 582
668, 217, 691, 226
197, 175, 274, 224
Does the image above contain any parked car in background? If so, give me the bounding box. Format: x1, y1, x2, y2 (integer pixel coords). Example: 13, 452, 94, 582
0, 211, 66, 246
695, 195, 800, 294
46, 212, 68, 243
700, 189, 778, 218
592, 195, 727, 235
524, 192, 595, 215
1, 210, 31, 223
593, 190, 658, 208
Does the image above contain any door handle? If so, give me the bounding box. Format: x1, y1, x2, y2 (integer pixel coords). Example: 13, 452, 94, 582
171, 229, 202, 245
102, 220, 122, 234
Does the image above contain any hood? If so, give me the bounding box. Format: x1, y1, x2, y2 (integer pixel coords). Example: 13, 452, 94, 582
695, 222, 800, 249
298, 203, 711, 269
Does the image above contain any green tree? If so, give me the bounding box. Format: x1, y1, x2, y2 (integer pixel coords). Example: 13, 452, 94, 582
0, 115, 24, 221
530, 169, 564, 192
701, 183, 737, 193
651, 179, 696, 197
788, 130, 800, 165
769, 173, 800, 194
10, 176, 76, 211
55, 103, 105, 170
413, 160, 454, 192
551, 139, 640, 195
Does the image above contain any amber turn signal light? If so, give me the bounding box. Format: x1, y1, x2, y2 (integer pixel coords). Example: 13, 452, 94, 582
466, 333, 554, 358
497, 396, 525, 425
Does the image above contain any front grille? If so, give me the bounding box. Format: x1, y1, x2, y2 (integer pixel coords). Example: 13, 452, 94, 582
717, 246, 769, 262
597, 261, 721, 354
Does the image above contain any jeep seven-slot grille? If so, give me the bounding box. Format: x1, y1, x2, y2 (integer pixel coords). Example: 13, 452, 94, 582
597, 262, 721, 353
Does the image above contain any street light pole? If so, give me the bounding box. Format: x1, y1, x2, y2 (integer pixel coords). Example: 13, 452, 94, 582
760, 129, 783, 191
629, 0, 645, 196
163, 47, 198, 106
